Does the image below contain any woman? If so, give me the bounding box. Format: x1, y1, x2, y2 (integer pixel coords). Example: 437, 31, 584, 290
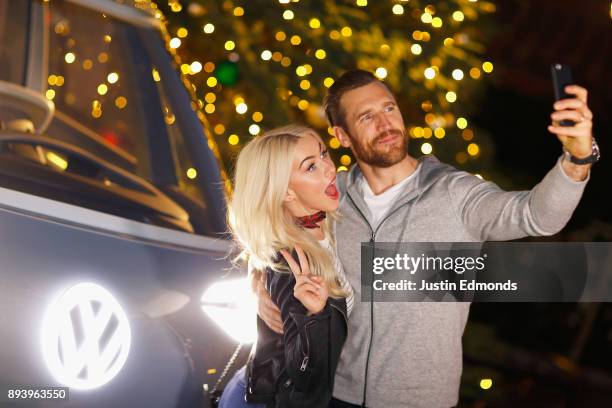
219, 125, 353, 408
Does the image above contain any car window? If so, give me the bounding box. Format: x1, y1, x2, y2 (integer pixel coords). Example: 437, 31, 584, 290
46, 0, 150, 171
0, 1, 28, 85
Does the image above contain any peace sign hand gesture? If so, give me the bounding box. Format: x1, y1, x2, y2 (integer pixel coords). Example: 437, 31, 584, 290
280, 245, 328, 316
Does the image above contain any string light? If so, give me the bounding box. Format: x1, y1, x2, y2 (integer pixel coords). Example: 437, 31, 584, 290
64, 52, 75, 63
177, 27, 188, 38
115, 96, 127, 109
236, 103, 248, 114
315, 49, 326, 59
169, 38, 181, 48
186, 168, 197, 179
467, 143, 479, 156
421, 142, 433, 154
482, 62, 494, 73
248, 124, 260, 135
421, 12, 433, 24
107, 72, 119, 83
261, 50, 272, 60
228, 134, 240, 145
214, 124, 225, 134
445, 91, 457, 102
329, 30, 341, 40
392, 5, 404, 14
283, 10, 294, 20
411, 44, 422, 55
309, 18, 321, 29
434, 128, 445, 138
329, 138, 341, 149
453, 11, 465, 21
457, 117, 468, 129
203, 23, 215, 34
375, 67, 388, 79
452, 69, 464, 80
424, 67, 436, 79
323, 77, 334, 88
224, 40, 236, 50
480, 378, 493, 390
190, 61, 202, 73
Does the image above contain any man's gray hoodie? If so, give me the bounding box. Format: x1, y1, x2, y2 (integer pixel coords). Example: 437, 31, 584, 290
332, 155, 589, 407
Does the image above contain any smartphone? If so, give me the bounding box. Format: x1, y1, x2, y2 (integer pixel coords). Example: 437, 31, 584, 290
551, 63, 574, 126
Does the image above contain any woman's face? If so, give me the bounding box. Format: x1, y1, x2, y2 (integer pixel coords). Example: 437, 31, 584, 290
285, 132, 339, 217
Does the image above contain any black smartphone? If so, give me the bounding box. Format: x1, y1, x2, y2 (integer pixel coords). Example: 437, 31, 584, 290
551, 63, 574, 126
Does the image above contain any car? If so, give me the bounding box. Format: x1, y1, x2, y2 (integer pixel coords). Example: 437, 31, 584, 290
0, 1, 250, 406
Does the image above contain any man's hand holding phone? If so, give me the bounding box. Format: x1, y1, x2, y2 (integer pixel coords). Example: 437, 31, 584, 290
548, 64, 597, 181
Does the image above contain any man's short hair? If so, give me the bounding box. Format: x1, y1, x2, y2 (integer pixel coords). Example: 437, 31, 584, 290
323, 69, 390, 130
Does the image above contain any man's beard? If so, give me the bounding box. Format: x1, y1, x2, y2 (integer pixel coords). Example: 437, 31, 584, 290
349, 128, 407, 168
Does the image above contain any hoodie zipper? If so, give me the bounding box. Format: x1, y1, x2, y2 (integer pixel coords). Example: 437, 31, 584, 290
346, 190, 414, 407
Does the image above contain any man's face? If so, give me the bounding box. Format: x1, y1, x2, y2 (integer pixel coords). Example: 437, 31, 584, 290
336, 82, 407, 167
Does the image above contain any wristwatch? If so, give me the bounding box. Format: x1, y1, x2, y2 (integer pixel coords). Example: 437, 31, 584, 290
564, 137, 600, 165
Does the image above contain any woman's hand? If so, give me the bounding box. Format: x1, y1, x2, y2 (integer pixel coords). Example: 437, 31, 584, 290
280, 245, 328, 315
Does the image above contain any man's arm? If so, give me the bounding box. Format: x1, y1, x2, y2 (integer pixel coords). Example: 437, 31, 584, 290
250, 267, 283, 334
449, 85, 595, 241
448, 157, 588, 241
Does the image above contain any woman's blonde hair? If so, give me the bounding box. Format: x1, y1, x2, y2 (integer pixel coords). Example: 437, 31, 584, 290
227, 124, 346, 297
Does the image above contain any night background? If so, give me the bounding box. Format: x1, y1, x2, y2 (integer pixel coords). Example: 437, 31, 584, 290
38, 0, 612, 406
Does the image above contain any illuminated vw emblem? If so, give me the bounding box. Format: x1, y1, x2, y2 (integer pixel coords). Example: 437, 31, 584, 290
41, 283, 131, 390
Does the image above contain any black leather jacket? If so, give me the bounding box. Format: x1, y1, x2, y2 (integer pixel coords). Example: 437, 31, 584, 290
246, 257, 348, 408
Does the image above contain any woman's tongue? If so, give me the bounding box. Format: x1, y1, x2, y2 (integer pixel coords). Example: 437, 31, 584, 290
325, 183, 338, 198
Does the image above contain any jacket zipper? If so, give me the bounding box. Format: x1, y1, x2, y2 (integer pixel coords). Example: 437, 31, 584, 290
346, 190, 413, 407
300, 320, 316, 372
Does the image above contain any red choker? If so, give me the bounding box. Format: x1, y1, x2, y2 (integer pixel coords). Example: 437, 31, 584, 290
295, 211, 326, 229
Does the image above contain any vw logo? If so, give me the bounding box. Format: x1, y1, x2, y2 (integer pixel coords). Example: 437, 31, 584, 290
41, 283, 131, 390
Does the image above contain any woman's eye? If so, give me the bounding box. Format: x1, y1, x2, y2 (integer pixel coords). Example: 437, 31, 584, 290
321, 149, 328, 158
307, 163, 316, 172
385, 105, 395, 112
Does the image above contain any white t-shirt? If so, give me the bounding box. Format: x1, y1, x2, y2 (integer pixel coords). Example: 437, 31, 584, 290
360, 166, 420, 228
319, 236, 354, 316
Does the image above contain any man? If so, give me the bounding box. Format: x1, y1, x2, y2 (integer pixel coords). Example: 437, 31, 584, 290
255, 69, 597, 407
